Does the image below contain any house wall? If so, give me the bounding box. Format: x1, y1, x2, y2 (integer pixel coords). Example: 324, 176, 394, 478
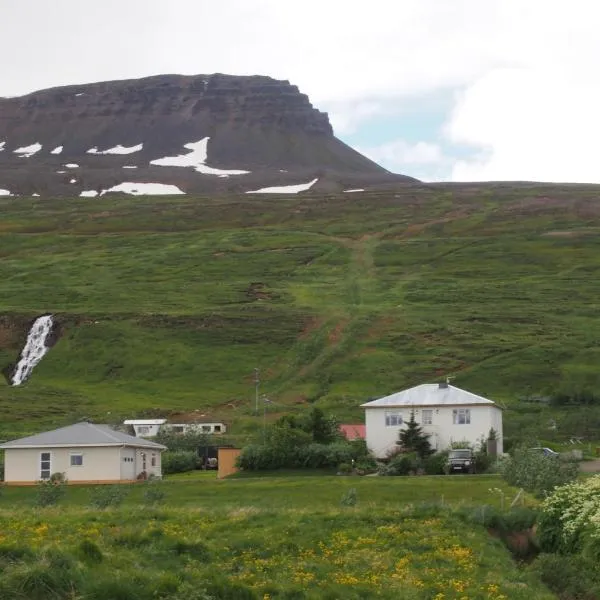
133, 447, 162, 479
165, 423, 227, 435
131, 424, 163, 438
4, 446, 164, 484
4, 446, 122, 484
365, 405, 503, 458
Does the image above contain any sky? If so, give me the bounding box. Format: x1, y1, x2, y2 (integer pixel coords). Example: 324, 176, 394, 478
1, 0, 599, 183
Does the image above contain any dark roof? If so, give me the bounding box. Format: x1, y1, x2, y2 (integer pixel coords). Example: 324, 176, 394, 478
0, 422, 167, 450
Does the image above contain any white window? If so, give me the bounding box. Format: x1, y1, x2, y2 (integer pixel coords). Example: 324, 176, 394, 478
70, 453, 83, 467
421, 409, 433, 425
137, 426, 150, 435
385, 412, 403, 427
151, 454, 157, 467
453, 408, 471, 425
40, 452, 51, 479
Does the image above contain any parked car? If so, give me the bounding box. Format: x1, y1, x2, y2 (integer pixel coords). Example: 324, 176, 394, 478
530, 447, 559, 458
445, 448, 475, 474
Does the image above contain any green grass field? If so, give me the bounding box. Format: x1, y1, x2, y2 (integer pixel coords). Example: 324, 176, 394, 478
0, 472, 529, 510
2, 185, 600, 438
0, 475, 552, 599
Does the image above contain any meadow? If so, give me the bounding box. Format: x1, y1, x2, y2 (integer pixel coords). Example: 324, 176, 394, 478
0, 474, 553, 599
2, 184, 600, 439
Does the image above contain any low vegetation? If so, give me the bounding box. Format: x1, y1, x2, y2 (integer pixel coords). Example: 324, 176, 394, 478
0, 474, 554, 599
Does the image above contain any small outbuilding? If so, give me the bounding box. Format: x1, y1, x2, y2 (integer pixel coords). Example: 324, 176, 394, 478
0, 422, 166, 484
361, 382, 503, 458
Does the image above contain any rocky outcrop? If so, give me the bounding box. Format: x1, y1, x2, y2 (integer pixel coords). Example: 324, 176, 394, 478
0, 74, 416, 197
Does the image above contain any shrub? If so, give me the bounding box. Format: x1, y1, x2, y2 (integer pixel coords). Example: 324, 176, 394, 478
143, 480, 167, 505
423, 450, 449, 475
337, 462, 352, 474
77, 539, 103, 564
340, 488, 357, 507
380, 452, 421, 476
162, 450, 197, 475
170, 540, 211, 561
34, 474, 67, 507
89, 485, 129, 509
238, 440, 364, 471
530, 553, 600, 600
538, 475, 600, 555
499, 445, 578, 498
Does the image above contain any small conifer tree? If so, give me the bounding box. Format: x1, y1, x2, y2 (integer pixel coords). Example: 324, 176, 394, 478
397, 412, 434, 459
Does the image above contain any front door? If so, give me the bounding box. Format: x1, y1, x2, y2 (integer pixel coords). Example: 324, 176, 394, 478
40, 452, 51, 479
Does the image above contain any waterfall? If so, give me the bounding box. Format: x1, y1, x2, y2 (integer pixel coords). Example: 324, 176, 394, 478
11, 315, 54, 386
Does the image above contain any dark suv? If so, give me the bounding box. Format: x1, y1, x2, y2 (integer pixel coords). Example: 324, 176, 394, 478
446, 448, 475, 474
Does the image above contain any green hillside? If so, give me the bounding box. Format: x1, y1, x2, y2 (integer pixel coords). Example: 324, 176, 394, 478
2, 184, 600, 440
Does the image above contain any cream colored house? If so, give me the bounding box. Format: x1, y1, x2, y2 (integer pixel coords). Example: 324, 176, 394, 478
0, 422, 166, 485
361, 383, 503, 458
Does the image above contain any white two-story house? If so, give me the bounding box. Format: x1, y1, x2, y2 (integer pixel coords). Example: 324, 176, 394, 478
361, 382, 503, 458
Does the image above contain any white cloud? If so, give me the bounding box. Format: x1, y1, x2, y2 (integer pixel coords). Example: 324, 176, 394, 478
360, 140, 445, 170
2, 0, 600, 183
446, 1, 600, 183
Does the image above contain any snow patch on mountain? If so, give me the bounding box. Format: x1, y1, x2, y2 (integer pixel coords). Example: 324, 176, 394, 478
50, 146, 63, 154
150, 137, 249, 176
80, 190, 98, 197
100, 182, 185, 196
87, 143, 143, 155
246, 178, 318, 194
14, 143, 42, 157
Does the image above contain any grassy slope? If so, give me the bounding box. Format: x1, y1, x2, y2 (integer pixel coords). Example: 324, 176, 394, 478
1, 185, 600, 436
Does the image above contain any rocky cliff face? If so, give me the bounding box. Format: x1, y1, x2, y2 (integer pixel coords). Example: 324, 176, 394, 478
0, 74, 415, 197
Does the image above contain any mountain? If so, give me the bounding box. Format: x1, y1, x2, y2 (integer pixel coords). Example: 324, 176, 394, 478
2, 182, 600, 443
0, 74, 414, 197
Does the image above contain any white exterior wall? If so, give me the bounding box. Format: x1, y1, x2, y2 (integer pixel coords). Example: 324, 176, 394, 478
365, 405, 503, 459
4, 446, 121, 483
166, 423, 226, 434
133, 447, 162, 479
131, 424, 163, 438
4, 446, 163, 484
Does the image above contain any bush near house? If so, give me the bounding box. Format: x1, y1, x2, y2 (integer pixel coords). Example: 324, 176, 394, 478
529, 475, 600, 598
237, 408, 375, 471
498, 445, 578, 498
162, 450, 198, 475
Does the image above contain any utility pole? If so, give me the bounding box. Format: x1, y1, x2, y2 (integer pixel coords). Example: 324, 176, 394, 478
263, 396, 272, 442
254, 368, 260, 414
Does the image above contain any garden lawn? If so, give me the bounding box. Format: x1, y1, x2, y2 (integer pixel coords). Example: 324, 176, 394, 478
0, 474, 532, 510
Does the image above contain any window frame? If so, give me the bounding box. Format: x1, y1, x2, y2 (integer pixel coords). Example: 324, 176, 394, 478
40, 451, 51, 480
137, 426, 150, 435
385, 411, 403, 427
69, 452, 84, 467
452, 408, 471, 425
421, 409, 433, 425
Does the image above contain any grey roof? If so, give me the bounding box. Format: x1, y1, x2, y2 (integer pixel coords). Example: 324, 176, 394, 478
361, 384, 499, 408
0, 422, 167, 450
